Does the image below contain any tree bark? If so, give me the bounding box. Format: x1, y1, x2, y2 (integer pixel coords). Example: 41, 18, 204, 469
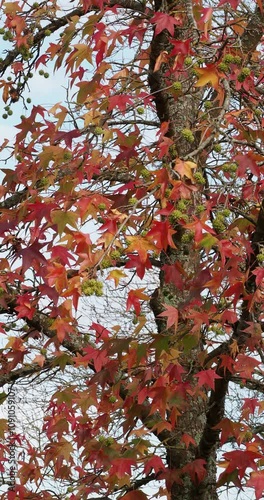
148, 1, 220, 498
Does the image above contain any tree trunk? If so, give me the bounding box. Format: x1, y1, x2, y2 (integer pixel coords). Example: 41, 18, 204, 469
148, 1, 221, 498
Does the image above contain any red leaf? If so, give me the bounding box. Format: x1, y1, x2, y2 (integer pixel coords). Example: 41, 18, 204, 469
110, 458, 136, 478
35, 53, 49, 68
223, 282, 244, 307
158, 305, 178, 330
195, 369, 222, 390
51, 246, 76, 266
235, 153, 260, 177
52, 317, 73, 343
221, 309, 238, 324
162, 263, 184, 290
218, 0, 240, 7
147, 220, 176, 251
236, 354, 260, 378
17, 241, 47, 273
219, 354, 235, 376
241, 398, 261, 420
15, 293, 35, 320
151, 12, 181, 36
125, 253, 152, 279
81, 345, 108, 372
252, 267, 264, 287
90, 322, 110, 342
170, 38, 191, 57
108, 94, 133, 113
181, 433, 196, 448
222, 449, 262, 479
121, 491, 148, 500
53, 129, 81, 148
182, 459, 207, 484
144, 455, 165, 475
247, 471, 264, 500
214, 418, 242, 445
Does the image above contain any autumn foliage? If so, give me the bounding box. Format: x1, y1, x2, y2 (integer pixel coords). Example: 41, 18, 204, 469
0, 0, 264, 498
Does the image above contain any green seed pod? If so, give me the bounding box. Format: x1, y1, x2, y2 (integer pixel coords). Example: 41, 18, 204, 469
128, 197, 138, 205
223, 54, 234, 64
170, 210, 183, 222
204, 100, 212, 109
193, 172, 206, 185
172, 81, 182, 91
218, 62, 229, 73
94, 127, 104, 135
213, 144, 222, 153
181, 128, 195, 143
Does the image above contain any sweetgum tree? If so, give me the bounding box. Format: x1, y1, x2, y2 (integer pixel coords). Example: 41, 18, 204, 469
0, 0, 264, 498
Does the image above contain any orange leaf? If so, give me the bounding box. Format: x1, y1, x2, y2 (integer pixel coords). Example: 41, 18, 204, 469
126, 288, 149, 315
195, 65, 219, 88
154, 51, 169, 72
52, 318, 73, 343
126, 236, 157, 263
256, 0, 263, 12
33, 354, 46, 367
174, 159, 197, 180
2, 83, 10, 104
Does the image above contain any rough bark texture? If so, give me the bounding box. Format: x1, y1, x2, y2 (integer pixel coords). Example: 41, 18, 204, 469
148, 1, 219, 499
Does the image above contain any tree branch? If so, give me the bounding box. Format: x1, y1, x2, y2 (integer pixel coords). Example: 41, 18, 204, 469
197, 199, 264, 461
231, 375, 264, 394
0, 358, 56, 387
0, 1, 146, 77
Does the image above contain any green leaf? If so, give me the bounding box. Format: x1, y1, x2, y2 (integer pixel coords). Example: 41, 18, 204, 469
51, 210, 78, 236
0, 393, 7, 405
182, 334, 199, 352
199, 233, 218, 250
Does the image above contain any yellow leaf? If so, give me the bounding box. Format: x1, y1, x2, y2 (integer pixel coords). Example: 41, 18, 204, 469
133, 315, 147, 336
228, 17, 246, 36
195, 66, 219, 88
38, 145, 65, 168
49, 103, 68, 130
3, 2, 22, 14
84, 109, 101, 127
51, 210, 78, 236
0, 419, 7, 438
67, 43, 92, 70
107, 269, 127, 287
229, 340, 239, 357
